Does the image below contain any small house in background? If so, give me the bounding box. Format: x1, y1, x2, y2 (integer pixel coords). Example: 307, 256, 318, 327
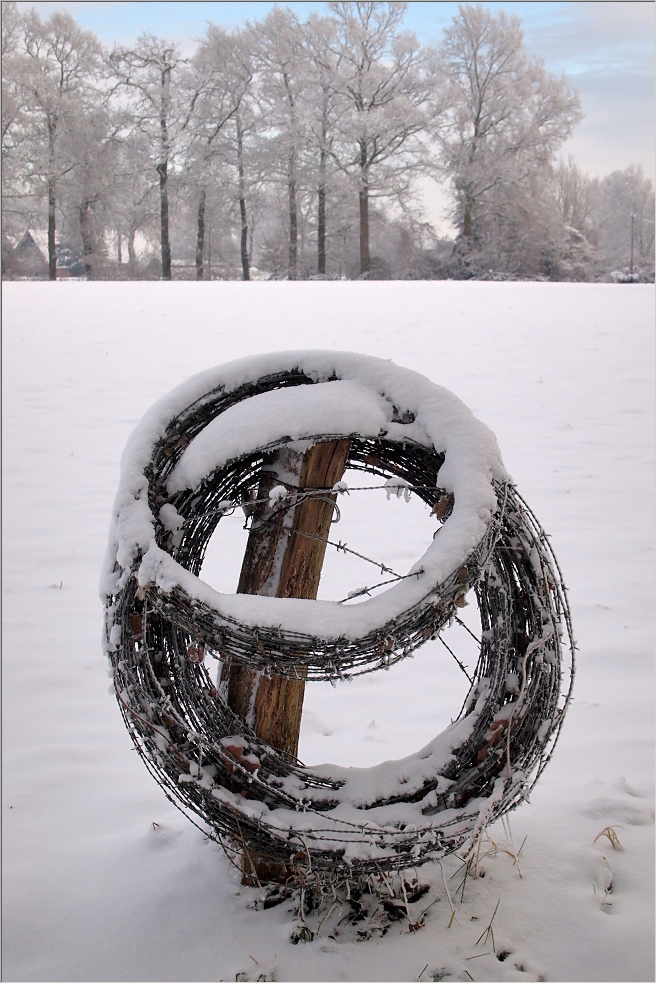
3, 230, 49, 279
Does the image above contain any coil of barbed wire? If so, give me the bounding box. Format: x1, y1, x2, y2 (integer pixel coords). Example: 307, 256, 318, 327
103, 357, 574, 877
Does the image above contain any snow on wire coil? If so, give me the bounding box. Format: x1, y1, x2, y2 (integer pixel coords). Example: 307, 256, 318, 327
101, 352, 574, 875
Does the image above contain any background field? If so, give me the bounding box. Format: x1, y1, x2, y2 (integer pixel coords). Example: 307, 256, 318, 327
3, 281, 654, 982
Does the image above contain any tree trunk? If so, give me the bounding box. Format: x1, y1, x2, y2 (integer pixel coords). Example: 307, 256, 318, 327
47, 177, 57, 280
283, 73, 298, 282
463, 196, 473, 239
222, 438, 350, 883
159, 66, 172, 281
47, 116, 57, 281
318, 144, 327, 277
463, 138, 476, 240
127, 224, 137, 278
288, 152, 298, 281
236, 114, 250, 281
79, 199, 94, 279
239, 194, 249, 281
359, 141, 370, 277
158, 159, 171, 280
196, 189, 206, 280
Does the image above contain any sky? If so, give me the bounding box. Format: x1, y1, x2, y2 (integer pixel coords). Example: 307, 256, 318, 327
13, 1, 656, 231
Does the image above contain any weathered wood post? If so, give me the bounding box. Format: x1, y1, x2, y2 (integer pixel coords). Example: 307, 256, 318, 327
221, 438, 350, 883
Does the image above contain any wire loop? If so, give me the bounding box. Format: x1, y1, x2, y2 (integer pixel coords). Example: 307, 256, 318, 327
103, 363, 574, 877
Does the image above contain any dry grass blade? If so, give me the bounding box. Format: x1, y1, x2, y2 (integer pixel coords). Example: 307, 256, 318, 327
474, 896, 501, 948
593, 825, 624, 850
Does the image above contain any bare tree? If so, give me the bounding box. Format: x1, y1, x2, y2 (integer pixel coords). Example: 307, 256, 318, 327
552, 157, 600, 238
2, 2, 31, 259
58, 100, 120, 278
435, 3, 581, 267
250, 8, 308, 280
2, 2, 24, 149
328, 1, 431, 276
109, 35, 187, 279
300, 13, 344, 276
234, 101, 256, 281
596, 165, 655, 273
3, 7, 103, 278
108, 123, 160, 275
183, 27, 254, 280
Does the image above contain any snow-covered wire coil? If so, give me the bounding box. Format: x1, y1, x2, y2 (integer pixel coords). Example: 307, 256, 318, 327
102, 352, 574, 877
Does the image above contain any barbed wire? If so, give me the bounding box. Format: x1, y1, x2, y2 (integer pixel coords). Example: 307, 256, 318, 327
104, 366, 575, 880
207, 479, 440, 588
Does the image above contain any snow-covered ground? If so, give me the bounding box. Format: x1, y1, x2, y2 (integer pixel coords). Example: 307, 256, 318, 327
3, 281, 654, 983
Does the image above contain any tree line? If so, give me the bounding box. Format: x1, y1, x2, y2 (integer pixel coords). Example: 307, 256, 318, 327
2, 1, 654, 282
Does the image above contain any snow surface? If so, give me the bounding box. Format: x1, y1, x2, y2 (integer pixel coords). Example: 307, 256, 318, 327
3, 281, 655, 982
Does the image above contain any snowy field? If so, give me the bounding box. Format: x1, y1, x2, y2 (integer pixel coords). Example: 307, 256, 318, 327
2, 281, 655, 983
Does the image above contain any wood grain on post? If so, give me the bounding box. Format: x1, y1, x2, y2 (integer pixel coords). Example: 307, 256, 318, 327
220, 438, 350, 883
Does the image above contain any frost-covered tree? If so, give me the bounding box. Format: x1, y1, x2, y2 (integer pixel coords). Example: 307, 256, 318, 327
436, 3, 581, 272
540, 157, 600, 280
232, 94, 265, 280
185, 25, 265, 281
59, 100, 120, 278
2, 2, 24, 162
298, 12, 344, 276
108, 34, 188, 279
249, 7, 311, 280
595, 165, 655, 275
6, 0, 628, 282
2, 6, 104, 278
552, 157, 599, 239
2, 2, 31, 258
183, 26, 254, 280
102, 123, 159, 275
328, 1, 432, 276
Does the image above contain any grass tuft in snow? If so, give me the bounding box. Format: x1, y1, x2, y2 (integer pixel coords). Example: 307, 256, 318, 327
593, 824, 624, 850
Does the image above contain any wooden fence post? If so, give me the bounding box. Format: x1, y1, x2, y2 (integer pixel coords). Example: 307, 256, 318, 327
221, 438, 351, 883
